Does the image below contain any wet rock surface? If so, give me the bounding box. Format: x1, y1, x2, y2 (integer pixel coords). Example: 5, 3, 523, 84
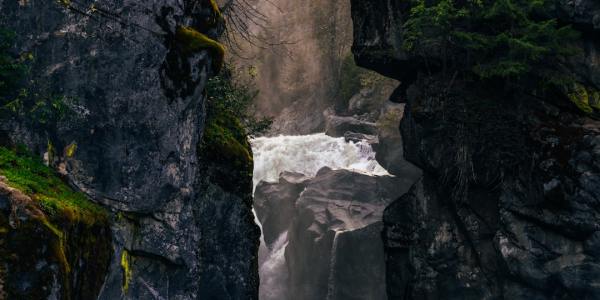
255, 167, 417, 300
351, 0, 600, 299
254, 172, 310, 248
325, 114, 378, 138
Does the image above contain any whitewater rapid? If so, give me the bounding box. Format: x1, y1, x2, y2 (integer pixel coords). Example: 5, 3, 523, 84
251, 133, 389, 190
252, 133, 390, 300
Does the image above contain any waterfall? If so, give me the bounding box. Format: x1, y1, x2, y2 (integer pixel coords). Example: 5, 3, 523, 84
252, 133, 389, 189
258, 231, 290, 300
252, 133, 389, 300
326, 230, 344, 300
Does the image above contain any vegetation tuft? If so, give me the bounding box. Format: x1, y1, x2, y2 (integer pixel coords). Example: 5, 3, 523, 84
204, 66, 272, 136
0, 146, 107, 226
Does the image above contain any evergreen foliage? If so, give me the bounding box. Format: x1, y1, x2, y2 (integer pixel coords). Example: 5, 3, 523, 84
205, 66, 272, 136
403, 0, 580, 89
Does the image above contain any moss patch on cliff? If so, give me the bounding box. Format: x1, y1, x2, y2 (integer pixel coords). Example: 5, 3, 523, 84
198, 109, 253, 198
175, 26, 225, 73
568, 83, 600, 115
0, 147, 111, 300
208, 0, 223, 25
0, 147, 107, 226
197, 68, 265, 201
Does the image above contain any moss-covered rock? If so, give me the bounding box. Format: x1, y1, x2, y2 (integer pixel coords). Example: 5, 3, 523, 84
568, 83, 600, 116
0, 147, 111, 300
198, 110, 253, 202
175, 26, 225, 74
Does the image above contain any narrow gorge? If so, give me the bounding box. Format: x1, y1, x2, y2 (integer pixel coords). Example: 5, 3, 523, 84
0, 0, 599, 299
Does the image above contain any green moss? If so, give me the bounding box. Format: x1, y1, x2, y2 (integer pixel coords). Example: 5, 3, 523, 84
208, 0, 223, 24
47, 140, 55, 164
120, 250, 133, 293
201, 111, 253, 169
199, 110, 253, 197
568, 83, 600, 114
175, 26, 225, 73
0, 167, 111, 300
0, 147, 107, 226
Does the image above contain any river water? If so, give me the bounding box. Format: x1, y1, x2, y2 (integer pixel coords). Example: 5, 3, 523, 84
251, 133, 389, 299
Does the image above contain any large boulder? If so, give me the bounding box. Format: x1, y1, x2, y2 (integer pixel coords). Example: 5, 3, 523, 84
325, 115, 378, 137
281, 167, 415, 300
254, 172, 310, 248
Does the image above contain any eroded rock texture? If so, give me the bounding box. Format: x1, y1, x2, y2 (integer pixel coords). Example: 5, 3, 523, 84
0, 0, 258, 299
351, 0, 600, 299
255, 167, 416, 300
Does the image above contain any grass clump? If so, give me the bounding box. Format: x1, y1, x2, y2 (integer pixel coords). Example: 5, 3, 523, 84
0, 147, 107, 226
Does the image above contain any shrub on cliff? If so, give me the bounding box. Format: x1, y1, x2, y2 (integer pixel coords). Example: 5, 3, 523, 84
205, 66, 272, 136
403, 0, 580, 90
199, 66, 266, 199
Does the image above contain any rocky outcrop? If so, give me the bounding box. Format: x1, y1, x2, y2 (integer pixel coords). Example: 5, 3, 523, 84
0, 149, 111, 300
1, 0, 259, 299
325, 114, 378, 138
351, 0, 600, 299
255, 167, 416, 300
324, 75, 422, 178
254, 172, 310, 248
375, 102, 421, 178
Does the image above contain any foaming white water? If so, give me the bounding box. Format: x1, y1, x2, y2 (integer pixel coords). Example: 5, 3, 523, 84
259, 231, 289, 300
251, 133, 389, 189
253, 133, 388, 300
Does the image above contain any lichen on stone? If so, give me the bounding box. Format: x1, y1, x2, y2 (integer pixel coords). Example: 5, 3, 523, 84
120, 250, 133, 294
568, 83, 600, 115
65, 142, 77, 158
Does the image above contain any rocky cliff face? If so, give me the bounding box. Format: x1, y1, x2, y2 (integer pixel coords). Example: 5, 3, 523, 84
0, 0, 258, 299
352, 0, 600, 299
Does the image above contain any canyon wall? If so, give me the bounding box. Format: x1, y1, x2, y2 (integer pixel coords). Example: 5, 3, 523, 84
351, 0, 600, 299
0, 0, 259, 299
